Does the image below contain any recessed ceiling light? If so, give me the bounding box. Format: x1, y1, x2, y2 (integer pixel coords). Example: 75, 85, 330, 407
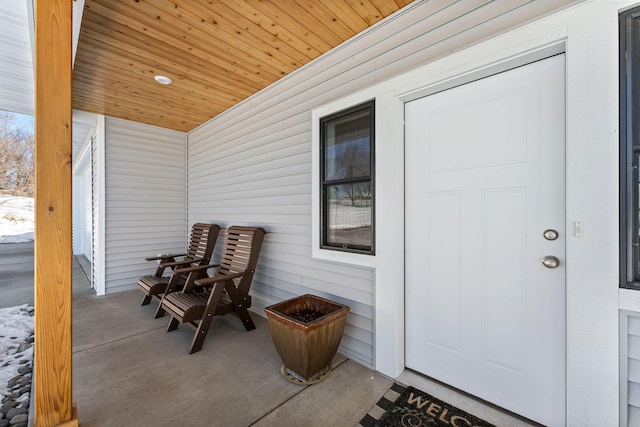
154, 75, 172, 85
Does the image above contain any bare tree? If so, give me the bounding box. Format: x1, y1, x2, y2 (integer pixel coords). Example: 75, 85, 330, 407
0, 111, 34, 196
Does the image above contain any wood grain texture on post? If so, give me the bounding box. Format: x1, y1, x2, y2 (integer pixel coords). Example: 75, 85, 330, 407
34, 0, 77, 426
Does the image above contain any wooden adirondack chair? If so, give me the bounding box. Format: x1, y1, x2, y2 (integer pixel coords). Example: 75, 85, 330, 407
137, 223, 221, 312
157, 226, 267, 354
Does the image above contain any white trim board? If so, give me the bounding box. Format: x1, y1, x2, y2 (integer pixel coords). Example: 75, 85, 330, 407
311, 101, 377, 269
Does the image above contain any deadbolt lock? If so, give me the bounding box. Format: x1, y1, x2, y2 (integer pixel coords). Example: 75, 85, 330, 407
543, 229, 559, 241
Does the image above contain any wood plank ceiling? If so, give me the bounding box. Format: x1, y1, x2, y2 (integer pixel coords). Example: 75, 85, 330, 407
73, 0, 414, 132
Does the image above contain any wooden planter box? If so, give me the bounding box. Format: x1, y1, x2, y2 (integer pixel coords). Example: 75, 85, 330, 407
265, 294, 350, 384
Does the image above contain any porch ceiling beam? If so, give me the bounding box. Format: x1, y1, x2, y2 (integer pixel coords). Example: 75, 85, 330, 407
34, 0, 77, 426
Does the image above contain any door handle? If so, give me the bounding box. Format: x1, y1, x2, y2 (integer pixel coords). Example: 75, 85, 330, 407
542, 256, 560, 269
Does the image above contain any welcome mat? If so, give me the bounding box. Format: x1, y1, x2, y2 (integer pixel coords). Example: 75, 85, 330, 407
357, 383, 495, 427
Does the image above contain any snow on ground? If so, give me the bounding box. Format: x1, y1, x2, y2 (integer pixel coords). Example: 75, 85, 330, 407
0, 195, 34, 243
0, 305, 33, 402
0, 196, 35, 409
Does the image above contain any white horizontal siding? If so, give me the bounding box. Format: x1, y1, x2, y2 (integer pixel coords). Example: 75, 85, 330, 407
105, 117, 187, 294
0, 0, 33, 116
623, 311, 640, 425
187, 0, 578, 367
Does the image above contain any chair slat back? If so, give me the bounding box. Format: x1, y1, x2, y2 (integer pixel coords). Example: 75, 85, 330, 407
214, 226, 267, 294
185, 223, 220, 264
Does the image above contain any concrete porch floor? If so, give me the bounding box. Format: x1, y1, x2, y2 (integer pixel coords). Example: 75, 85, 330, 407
72, 289, 392, 426
0, 241, 536, 426
1, 242, 393, 426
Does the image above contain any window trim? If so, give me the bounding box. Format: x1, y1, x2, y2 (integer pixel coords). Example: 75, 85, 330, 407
319, 100, 375, 255
620, 6, 640, 289
311, 95, 377, 268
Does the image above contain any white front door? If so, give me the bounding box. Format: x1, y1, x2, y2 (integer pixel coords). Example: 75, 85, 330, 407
405, 54, 566, 426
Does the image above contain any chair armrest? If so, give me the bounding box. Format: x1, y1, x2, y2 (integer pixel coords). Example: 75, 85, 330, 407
194, 270, 252, 287
145, 253, 187, 262
159, 258, 206, 269
173, 264, 220, 275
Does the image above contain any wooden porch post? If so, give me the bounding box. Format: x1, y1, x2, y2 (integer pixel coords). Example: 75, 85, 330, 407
34, 0, 78, 426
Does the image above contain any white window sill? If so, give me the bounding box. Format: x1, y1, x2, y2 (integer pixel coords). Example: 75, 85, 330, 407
311, 247, 376, 268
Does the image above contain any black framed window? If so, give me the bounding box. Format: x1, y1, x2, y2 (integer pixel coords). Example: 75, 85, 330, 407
621, 6, 640, 289
320, 100, 375, 254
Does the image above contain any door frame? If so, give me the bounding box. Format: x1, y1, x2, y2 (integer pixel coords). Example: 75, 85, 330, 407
72, 138, 91, 257
81, 165, 92, 261
376, 40, 567, 377
374, 3, 623, 425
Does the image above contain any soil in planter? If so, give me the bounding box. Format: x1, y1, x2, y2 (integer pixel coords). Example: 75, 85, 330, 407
288, 309, 325, 323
